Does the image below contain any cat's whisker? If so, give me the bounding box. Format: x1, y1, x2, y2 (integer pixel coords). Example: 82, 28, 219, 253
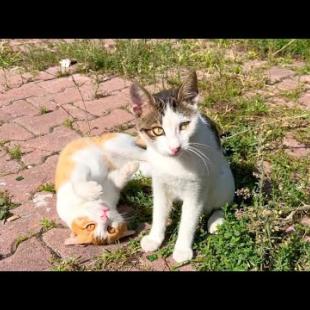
188, 145, 214, 174
185, 147, 210, 176
187, 145, 212, 168
188, 149, 210, 176
187, 142, 213, 150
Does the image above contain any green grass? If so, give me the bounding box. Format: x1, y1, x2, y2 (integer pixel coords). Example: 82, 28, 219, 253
37, 183, 55, 193
0, 191, 19, 221
2, 40, 233, 84
50, 257, 85, 271
39, 106, 51, 114
230, 39, 310, 65
280, 85, 305, 102
8, 145, 22, 160
14, 234, 30, 248
63, 118, 74, 129
91, 239, 142, 271
0, 45, 21, 68
40, 218, 57, 232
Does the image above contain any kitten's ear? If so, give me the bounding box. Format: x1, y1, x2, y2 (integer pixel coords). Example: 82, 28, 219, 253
130, 82, 154, 117
64, 236, 80, 245
177, 71, 199, 105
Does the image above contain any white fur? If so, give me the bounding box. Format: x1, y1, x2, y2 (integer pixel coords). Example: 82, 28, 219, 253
56, 134, 147, 240
140, 107, 235, 263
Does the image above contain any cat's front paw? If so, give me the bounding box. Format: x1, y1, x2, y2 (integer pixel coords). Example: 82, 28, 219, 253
172, 247, 193, 263
75, 181, 103, 200
140, 235, 161, 252
124, 161, 140, 176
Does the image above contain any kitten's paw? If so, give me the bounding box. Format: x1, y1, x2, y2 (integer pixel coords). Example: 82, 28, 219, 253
124, 161, 140, 176
208, 220, 224, 234
75, 181, 103, 200
140, 235, 161, 252
207, 210, 224, 234
172, 248, 193, 263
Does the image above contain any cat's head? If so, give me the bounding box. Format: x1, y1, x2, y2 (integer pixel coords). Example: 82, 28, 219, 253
64, 201, 126, 245
129, 71, 200, 157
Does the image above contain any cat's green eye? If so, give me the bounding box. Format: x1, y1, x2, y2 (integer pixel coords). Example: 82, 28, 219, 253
180, 121, 190, 130
151, 126, 165, 136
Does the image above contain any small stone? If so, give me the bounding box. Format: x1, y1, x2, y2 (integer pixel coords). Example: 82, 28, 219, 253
7, 215, 20, 222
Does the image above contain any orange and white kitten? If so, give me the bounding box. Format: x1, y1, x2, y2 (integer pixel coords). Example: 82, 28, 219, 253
55, 133, 149, 245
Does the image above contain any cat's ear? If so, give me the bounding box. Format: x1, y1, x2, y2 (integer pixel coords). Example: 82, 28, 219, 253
130, 82, 154, 117
177, 71, 199, 105
64, 236, 80, 245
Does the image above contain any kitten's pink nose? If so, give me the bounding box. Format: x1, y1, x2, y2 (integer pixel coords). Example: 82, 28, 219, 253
170, 146, 181, 156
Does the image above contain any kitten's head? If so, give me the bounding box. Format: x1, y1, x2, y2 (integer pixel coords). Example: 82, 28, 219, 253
64, 201, 127, 245
130, 71, 200, 157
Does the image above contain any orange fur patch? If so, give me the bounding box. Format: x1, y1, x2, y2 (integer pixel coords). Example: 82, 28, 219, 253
55, 133, 117, 191
71, 216, 97, 244
134, 136, 147, 149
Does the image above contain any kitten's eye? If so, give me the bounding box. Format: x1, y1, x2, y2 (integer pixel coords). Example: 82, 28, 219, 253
151, 126, 165, 136
180, 121, 190, 130
85, 223, 96, 231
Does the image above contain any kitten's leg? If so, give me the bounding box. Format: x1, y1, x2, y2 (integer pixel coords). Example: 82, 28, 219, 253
207, 209, 224, 234
108, 161, 139, 189
132, 161, 152, 179
141, 179, 171, 252
172, 196, 204, 263
71, 165, 103, 200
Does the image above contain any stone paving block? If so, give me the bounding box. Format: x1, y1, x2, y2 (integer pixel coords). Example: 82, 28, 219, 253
15, 109, 69, 135
0, 123, 33, 141
0, 237, 52, 271
1, 100, 39, 119
19, 126, 80, 153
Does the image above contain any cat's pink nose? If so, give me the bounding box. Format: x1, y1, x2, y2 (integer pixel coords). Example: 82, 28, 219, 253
170, 146, 181, 156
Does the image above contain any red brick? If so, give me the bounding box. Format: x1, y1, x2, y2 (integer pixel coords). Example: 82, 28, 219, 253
242, 60, 267, 73
1, 100, 38, 119
97, 77, 130, 96
266, 67, 295, 84
42, 228, 105, 261
45, 66, 60, 76
299, 92, 310, 109
276, 78, 299, 91
0, 196, 59, 257
34, 71, 55, 81
76, 109, 134, 135
0, 155, 58, 203
3, 82, 46, 101
0, 111, 11, 123
299, 75, 310, 84
37, 77, 74, 93
0, 123, 33, 141
0, 237, 52, 271
26, 94, 57, 111
20, 126, 80, 152
0, 152, 21, 176
60, 103, 95, 121
283, 133, 310, 158
5, 70, 23, 88
74, 92, 129, 116
53, 87, 82, 105
78, 82, 95, 101
21, 149, 51, 166
15, 109, 68, 135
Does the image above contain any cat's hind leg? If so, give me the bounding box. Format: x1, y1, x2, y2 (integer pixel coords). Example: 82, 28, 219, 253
207, 209, 224, 234
71, 164, 103, 200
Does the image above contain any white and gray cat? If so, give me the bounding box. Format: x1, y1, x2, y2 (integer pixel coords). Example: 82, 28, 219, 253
128, 71, 235, 263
